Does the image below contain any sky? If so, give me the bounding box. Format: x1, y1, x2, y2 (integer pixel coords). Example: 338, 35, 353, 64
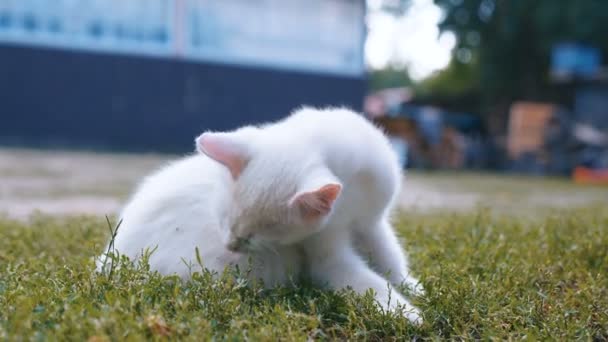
365, 0, 456, 81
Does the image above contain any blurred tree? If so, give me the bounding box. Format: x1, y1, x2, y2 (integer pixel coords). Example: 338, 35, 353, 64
411, 57, 482, 117
433, 0, 608, 134
416, 57, 479, 97
373, 0, 412, 15
369, 66, 414, 91
366, 0, 413, 91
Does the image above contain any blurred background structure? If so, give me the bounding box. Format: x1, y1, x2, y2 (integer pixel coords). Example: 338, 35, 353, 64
366, 0, 608, 181
0, 0, 366, 151
1, 0, 608, 181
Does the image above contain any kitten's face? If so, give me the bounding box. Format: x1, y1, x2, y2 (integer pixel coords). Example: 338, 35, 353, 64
196, 129, 341, 253
226, 214, 307, 252
225, 182, 319, 252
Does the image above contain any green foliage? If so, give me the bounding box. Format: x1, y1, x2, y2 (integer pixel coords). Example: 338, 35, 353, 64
1, 206, 607, 340
369, 66, 414, 91
416, 58, 480, 98
435, 0, 608, 94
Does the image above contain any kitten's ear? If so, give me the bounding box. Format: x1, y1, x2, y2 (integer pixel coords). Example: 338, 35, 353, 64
196, 132, 249, 179
289, 183, 342, 222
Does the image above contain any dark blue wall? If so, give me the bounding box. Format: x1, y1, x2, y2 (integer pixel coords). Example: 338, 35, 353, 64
0, 43, 366, 152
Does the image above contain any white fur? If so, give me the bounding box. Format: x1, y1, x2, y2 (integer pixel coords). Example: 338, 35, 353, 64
98, 107, 423, 324
198, 107, 423, 323
96, 155, 302, 287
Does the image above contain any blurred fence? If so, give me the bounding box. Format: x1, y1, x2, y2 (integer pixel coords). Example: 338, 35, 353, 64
0, 0, 174, 56
0, 0, 367, 152
0, 0, 365, 76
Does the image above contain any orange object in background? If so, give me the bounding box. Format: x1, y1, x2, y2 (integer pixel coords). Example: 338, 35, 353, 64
573, 166, 608, 185
507, 102, 556, 159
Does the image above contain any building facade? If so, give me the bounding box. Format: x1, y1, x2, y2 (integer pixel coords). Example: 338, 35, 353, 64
0, 0, 367, 152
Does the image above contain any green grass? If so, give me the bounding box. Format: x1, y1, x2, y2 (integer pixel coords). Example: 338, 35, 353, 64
1, 209, 607, 340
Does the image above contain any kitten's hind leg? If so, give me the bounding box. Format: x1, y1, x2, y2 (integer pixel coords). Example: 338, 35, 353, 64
306, 241, 422, 324
355, 218, 425, 296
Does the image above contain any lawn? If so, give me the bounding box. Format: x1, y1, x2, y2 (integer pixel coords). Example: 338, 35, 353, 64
1, 206, 607, 340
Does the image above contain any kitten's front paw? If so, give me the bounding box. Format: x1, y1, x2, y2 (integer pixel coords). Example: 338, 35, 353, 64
402, 306, 423, 326
384, 294, 423, 325
401, 276, 425, 296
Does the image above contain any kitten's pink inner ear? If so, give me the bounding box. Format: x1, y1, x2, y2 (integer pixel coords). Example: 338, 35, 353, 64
291, 184, 342, 221
196, 133, 246, 179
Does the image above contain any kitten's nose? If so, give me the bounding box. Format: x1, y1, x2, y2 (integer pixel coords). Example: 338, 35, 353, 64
226, 240, 241, 252
226, 237, 248, 253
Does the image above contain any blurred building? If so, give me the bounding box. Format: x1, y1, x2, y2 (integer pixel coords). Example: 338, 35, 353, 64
0, 0, 366, 152
504, 43, 608, 176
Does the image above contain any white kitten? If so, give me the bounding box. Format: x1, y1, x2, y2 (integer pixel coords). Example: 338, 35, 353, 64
96, 154, 302, 287
98, 107, 423, 324
197, 107, 423, 323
